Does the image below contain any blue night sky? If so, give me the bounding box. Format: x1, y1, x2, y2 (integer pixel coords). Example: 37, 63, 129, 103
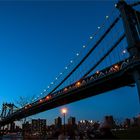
0, 0, 140, 125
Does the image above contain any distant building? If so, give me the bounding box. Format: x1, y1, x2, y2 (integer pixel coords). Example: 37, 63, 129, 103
132, 115, 140, 127
68, 117, 76, 125
32, 119, 46, 136
22, 121, 32, 136
124, 118, 131, 128
102, 115, 115, 128
54, 117, 62, 128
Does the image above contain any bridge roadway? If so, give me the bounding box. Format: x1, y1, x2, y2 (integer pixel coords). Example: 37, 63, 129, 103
0, 57, 140, 126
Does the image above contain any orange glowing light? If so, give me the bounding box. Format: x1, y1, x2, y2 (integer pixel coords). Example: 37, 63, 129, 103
96, 71, 100, 74
114, 65, 119, 69
64, 88, 68, 92
39, 99, 43, 103
46, 96, 50, 100
76, 81, 81, 87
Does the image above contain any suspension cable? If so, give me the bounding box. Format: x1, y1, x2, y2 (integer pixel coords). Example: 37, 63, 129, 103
130, 1, 140, 7
83, 34, 125, 78
46, 16, 121, 95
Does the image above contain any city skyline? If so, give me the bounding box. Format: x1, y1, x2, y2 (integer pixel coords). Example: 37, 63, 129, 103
0, 0, 140, 125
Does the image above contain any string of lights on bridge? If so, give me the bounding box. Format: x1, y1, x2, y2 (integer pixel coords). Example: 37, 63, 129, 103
24, 3, 127, 107
24, 55, 132, 110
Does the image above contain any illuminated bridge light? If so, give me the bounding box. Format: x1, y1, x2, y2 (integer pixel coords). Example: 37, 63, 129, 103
64, 88, 68, 92
96, 71, 100, 74
39, 99, 43, 103
114, 65, 119, 70
83, 45, 86, 48
122, 50, 126, 54
46, 96, 50, 100
76, 53, 79, 56
106, 15, 109, 19
76, 81, 81, 87
90, 36, 93, 39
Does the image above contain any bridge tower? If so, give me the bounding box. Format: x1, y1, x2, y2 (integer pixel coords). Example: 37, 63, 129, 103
117, 0, 140, 102
0, 103, 17, 132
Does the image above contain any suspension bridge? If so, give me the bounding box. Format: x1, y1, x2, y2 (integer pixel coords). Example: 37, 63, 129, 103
0, 0, 140, 127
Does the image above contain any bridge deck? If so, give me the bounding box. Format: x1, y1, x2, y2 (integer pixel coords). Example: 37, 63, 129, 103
0, 58, 140, 126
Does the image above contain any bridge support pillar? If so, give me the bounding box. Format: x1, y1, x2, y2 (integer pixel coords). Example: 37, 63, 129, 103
133, 70, 140, 103
117, 1, 140, 103
10, 122, 14, 132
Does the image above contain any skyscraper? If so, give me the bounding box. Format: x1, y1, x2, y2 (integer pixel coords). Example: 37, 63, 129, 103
68, 117, 76, 125
54, 117, 62, 128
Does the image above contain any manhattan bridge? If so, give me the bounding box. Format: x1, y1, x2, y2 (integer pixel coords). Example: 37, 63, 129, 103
0, 0, 140, 128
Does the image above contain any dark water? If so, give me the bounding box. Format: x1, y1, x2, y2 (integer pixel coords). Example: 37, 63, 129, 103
0, 136, 23, 140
